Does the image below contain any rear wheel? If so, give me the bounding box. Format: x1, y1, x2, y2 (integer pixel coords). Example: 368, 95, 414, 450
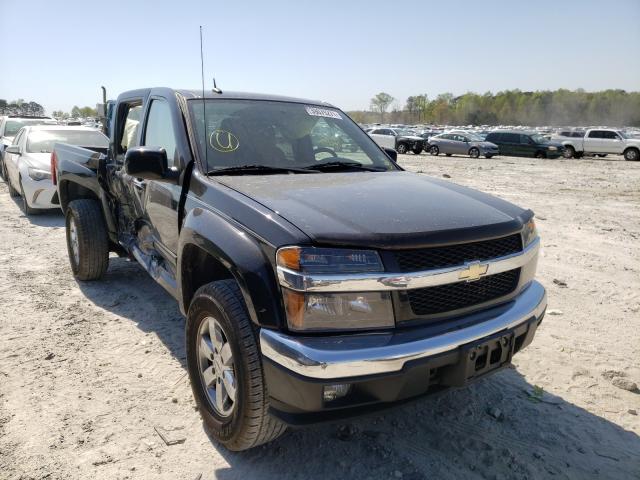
396, 143, 408, 154
469, 147, 480, 158
563, 146, 575, 159
535, 151, 546, 159
187, 280, 286, 451
65, 199, 109, 280
412, 147, 423, 155
429, 145, 439, 156
624, 148, 639, 161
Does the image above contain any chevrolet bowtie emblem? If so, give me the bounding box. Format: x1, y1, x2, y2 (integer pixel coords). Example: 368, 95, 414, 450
459, 261, 489, 282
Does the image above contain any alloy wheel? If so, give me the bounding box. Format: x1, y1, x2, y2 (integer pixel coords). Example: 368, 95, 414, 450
197, 316, 236, 417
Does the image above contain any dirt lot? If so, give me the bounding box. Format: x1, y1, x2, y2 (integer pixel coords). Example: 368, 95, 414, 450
1, 154, 639, 480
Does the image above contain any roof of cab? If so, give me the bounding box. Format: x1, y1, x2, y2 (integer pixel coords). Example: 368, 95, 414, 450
116, 87, 333, 108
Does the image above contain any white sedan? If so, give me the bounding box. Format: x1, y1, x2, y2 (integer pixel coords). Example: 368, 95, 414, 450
3, 125, 108, 215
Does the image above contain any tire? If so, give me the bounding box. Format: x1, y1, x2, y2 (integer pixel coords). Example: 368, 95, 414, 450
19, 178, 39, 216
624, 148, 639, 162
563, 146, 575, 159
445, 153, 452, 157
535, 151, 546, 159
469, 147, 480, 158
396, 143, 408, 154
485, 155, 493, 159
0, 158, 5, 181
596, 154, 607, 158
186, 280, 286, 451
412, 147, 423, 155
65, 199, 109, 280
429, 145, 439, 156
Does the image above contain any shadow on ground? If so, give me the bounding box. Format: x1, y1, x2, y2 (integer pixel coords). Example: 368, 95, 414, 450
78, 257, 640, 480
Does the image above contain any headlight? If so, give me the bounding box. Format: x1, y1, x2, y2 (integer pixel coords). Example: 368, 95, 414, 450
522, 218, 538, 247
547, 146, 558, 151
27, 167, 52, 181
276, 247, 394, 331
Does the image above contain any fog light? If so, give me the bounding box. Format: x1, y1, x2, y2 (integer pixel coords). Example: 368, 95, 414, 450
323, 384, 351, 402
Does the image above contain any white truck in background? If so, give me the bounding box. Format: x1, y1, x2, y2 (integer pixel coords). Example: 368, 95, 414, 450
552, 128, 640, 161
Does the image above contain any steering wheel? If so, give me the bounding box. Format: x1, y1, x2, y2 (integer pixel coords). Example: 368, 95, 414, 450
313, 147, 338, 158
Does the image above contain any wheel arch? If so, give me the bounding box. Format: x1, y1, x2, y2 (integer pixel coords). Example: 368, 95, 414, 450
178, 208, 284, 328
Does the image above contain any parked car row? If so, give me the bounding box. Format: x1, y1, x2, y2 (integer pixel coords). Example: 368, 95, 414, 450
550, 128, 640, 161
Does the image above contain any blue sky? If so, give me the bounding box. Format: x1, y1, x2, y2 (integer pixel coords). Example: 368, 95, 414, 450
1, 0, 639, 113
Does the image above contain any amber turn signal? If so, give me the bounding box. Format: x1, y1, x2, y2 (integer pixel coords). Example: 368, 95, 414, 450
276, 247, 301, 271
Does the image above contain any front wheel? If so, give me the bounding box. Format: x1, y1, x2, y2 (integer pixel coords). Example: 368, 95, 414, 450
187, 280, 286, 451
429, 145, 439, 156
485, 154, 494, 159
65, 199, 109, 280
624, 148, 639, 161
563, 146, 575, 159
535, 151, 546, 159
412, 147, 423, 155
469, 147, 480, 158
396, 143, 408, 154
20, 178, 39, 216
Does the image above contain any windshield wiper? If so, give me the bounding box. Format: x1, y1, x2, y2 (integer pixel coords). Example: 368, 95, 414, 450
302, 161, 386, 172
207, 164, 318, 176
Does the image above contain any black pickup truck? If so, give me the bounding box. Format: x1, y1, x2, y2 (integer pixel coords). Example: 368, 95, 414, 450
53, 88, 546, 451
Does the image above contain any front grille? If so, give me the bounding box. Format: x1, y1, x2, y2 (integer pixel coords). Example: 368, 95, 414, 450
394, 234, 522, 272
407, 269, 520, 316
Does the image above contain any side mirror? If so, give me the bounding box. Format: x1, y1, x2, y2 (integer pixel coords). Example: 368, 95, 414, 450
124, 147, 178, 182
5, 145, 21, 156
383, 147, 398, 162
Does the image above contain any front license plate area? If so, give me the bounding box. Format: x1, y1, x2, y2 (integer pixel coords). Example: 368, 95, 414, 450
463, 332, 514, 380
440, 331, 515, 387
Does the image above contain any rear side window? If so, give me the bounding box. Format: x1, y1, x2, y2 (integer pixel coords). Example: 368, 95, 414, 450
588, 130, 603, 139
486, 133, 500, 142
144, 99, 178, 167
503, 133, 519, 142
117, 102, 143, 154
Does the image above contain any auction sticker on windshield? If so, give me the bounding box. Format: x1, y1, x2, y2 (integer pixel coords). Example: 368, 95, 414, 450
305, 106, 342, 119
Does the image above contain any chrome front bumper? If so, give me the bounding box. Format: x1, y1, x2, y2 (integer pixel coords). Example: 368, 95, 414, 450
260, 280, 547, 380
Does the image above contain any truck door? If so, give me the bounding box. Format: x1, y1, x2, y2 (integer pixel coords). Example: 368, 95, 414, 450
114, 100, 147, 221
602, 130, 624, 154
585, 130, 604, 153
140, 97, 183, 258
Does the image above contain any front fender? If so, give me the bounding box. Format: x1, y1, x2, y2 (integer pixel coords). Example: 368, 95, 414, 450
178, 207, 284, 328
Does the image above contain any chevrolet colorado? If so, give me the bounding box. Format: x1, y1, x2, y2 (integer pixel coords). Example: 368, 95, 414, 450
53, 88, 546, 451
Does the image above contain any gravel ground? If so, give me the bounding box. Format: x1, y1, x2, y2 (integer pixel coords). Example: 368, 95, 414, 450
1, 153, 639, 480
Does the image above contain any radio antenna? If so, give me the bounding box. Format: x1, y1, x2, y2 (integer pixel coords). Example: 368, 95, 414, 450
199, 26, 209, 172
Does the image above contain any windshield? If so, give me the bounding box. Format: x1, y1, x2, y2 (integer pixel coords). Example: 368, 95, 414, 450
466, 133, 484, 141
5, 119, 52, 138
27, 129, 108, 153
188, 100, 396, 173
397, 129, 417, 136
530, 134, 548, 144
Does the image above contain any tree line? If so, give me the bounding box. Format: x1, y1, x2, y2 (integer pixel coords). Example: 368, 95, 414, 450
0, 99, 45, 116
354, 89, 640, 127
50, 106, 98, 120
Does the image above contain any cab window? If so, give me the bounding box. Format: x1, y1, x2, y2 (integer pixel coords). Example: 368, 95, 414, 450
117, 102, 143, 155
588, 130, 603, 139
144, 99, 178, 167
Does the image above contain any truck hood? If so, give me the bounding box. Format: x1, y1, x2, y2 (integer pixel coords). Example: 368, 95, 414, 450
217, 171, 530, 249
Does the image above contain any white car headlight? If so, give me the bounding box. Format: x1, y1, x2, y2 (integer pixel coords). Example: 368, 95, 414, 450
547, 146, 558, 151
276, 247, 394, 332
27, 167, 52, 181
